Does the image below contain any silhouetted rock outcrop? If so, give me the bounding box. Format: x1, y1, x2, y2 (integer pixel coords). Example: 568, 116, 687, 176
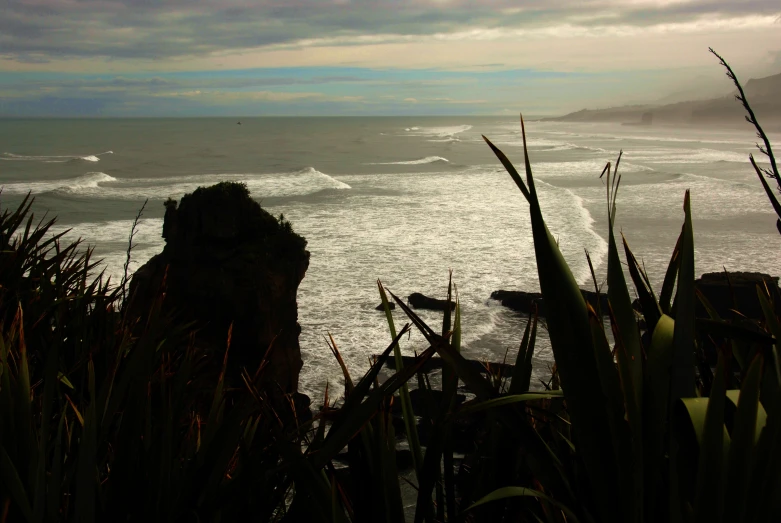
491, 289, 609, 315
633, 272, 781, 321
694, 272, 781, 319
129, 182, 309, 393
375, 302, 396, 311
491, 290, 544, 314
408, 292, 456, 311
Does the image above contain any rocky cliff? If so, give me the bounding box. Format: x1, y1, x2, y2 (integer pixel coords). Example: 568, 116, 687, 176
129, 182, 309, 393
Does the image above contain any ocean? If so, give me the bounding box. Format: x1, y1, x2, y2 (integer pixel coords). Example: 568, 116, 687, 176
1, 116, 780, 399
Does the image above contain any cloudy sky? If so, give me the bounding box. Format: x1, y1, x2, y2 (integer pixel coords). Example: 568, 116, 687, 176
1, 0, 779, 116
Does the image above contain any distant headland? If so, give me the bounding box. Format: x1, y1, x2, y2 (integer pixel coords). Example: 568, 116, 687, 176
542, 71, 781, 129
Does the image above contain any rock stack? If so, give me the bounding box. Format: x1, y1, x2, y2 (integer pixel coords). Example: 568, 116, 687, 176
129, 182, 310, 393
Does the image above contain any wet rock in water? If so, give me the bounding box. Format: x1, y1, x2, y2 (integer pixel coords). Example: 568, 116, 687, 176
634, 272, 781, 321
375, 302, 396, 311
490, 290, 544, 315
631, 272, 780, 323
490, 289, 609, 315
408, 292, 456, 311
129, 182, 309, 393
581, 289, 611, 311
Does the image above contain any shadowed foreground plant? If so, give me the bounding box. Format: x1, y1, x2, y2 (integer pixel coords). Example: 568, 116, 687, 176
0, 194, 310, 522
711, 48, 781, 236
0, 191, 443, 523
469, 117, 781, 523
275, 99, 781, 522
3, 55, 781, 521
333, 114, 781, 522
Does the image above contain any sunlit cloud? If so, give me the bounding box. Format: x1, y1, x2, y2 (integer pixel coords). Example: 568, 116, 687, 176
0, 0, 778, 115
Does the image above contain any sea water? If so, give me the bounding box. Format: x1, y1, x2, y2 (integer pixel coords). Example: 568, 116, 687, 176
1, 117, 779, 399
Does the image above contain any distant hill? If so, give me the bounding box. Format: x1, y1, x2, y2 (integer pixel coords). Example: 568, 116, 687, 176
543, 71, 781, 129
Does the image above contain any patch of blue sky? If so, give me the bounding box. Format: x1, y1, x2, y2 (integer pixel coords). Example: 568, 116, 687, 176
0, 66, 596, 84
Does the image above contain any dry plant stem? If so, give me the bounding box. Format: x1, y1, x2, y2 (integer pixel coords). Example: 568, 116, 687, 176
709, 47, 780, 190
121, 198, 148, 303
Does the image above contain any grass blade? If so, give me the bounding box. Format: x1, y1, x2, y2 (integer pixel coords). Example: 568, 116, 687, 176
485, 118, 619, 523
613, 317, 643, 523
466, 486, 580, 523
378, 280, 422, 479
443, 284, 459, 523
590, 307, 634, 522
482, 133, 531, 202
671, 191, 696, 400
326, 333, 354, 395
750, 155, 781, 220
693, 352, 727, 523
13, 306, 33, 490
745, 368, 781, 522
312, 344, 435, 471
456, 391, 563, 417
74, 359, 97, 523
0, 442, 33, 522
623, 234, 661, 333
643, 314, 675, 518
47, 405, 67, 522
660, 229, 683, 315
509, 309, 538, 395
757, 286, 781, 402
725, 355, 763, 522
604, 156, 643, 439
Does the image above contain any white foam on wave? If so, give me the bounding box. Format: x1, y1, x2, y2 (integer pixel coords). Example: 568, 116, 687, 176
427, 137, 461, 143
73, 172, 117, 189
39, 167, 347, 285
458, 305, 509, 346
292, 166, 611, 396
403, 124, 472, 140
537, 180, 609, 285
4, 167, 351, 200
370, 156, 449, 165
496, 137, 566, 148
575, 170, 771, 225
1, 172, 118, 195
298, 167, 352, 190
610, 133, 745, 145
552, 143, 607, 153
624, 148, 747, 164
535, 128, 746, 145
494, 137, 608, 154
531, 160, 652, 178
48, 217, 165, 283
1, 151, 112, 163
59, 172, 118, 194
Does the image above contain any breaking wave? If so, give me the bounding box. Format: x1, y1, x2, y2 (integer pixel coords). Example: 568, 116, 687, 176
623, 148, 748, 164
1, 151, 112, 163
1, 167, 350, 200
497, 139, 607, 153
1, 172, 118, 195
370, 156, 449, 165
403, 125, 472, 141
297, 167, 352, 190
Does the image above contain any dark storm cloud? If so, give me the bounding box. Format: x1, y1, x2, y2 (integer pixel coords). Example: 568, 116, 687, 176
1, 1, 778, 61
